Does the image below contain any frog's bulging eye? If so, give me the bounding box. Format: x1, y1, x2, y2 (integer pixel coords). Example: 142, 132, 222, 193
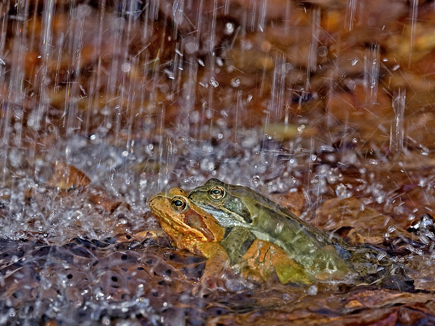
171, 197, 188, 212
209, 186, 226, 200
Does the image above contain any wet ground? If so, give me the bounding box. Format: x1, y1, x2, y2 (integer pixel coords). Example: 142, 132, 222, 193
2, 0, 435, 325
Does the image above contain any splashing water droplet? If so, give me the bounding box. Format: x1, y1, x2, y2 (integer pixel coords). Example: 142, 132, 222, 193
200, 158, 215, 171
308, 285, 318, 295
251, 175, 261, 187
225, 22, 235, 35
209, 77, 219, 88
230, 78, 240, 87
336, 183, 352, 199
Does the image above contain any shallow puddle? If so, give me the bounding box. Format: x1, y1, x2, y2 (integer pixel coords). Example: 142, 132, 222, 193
1, 0, 435, 324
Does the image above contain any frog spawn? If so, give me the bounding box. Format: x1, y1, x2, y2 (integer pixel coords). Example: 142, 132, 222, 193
0, 237, 262, 325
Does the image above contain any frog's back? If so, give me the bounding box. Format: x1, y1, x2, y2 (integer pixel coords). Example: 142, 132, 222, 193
227, 183, 344, 248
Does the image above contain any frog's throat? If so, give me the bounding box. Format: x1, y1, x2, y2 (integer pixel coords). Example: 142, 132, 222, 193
197, 204, 248, 228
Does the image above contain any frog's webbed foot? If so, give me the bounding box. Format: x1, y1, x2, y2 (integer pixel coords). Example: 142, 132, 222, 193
135, 229, 169, 242
190, 243, 231, 296
192, 274, 227, 296
114, 230, 173, 246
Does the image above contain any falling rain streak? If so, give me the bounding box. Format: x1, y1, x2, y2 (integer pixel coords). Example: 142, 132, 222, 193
0, 0, 434, 324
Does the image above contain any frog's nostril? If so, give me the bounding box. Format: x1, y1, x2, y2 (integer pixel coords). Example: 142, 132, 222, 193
149, 197, 157, 206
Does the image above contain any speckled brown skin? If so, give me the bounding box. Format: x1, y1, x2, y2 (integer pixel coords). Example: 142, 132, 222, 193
149, 188, 311, 287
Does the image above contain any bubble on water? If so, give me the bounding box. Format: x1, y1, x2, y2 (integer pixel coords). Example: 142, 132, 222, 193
209, 77, 219, 88
241, 136, 258, 148
185, 41, 197, 54
102, 316, 110, 325
225, 22, 235, 34
318, 45, 328, 57
230, 78, 241, 87
342, 152, 357, 164
13, 122, 21, 131
251, 175, 261, 187
370, 184, 385, 204
8, 149, 24, 168
307, 285, 318, 295
200, 158, 215, 171
121, 62, 131, 72
288, 158, 298, 167
327, 171, 340, 184
336, 183, 352, 199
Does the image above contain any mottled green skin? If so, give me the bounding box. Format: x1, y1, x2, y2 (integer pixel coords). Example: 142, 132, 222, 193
188, 179, 414, 290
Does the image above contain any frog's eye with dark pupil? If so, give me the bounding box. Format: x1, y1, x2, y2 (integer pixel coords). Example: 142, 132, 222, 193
209, 186, 226, 200
171, 197, 188, 212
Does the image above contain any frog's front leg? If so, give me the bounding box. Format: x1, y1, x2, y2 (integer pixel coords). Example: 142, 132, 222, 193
192, 242, 231, 295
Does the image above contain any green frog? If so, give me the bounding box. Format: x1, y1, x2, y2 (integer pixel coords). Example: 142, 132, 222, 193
149, 188, 312, 287
187, 178, 414, 290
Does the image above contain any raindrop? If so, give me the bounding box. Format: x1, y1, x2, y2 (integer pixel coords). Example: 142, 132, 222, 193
200, 158, 215, 171
230, 78, 241, 87
225, 22, 235, 35
318, 46, 328, 57
308, 285, 318, 295
336, 184, 351, 199
121, 63, 131, 72
209, 77, 219, 88
185, 41, 197, 54
102, 316, 110, 325
251, 175, 261, 187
